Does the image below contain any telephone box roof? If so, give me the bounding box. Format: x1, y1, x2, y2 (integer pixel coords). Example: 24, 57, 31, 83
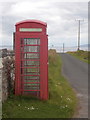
15, 19, 47, 26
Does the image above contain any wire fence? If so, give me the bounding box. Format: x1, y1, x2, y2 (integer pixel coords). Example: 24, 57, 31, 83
0, 45, 89, 53
49, 46, 88, 52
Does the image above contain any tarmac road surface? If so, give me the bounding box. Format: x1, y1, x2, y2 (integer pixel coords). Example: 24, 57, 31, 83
60, 53, 88, 118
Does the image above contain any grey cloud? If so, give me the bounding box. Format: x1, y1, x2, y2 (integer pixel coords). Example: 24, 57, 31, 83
0, 1, 88, 48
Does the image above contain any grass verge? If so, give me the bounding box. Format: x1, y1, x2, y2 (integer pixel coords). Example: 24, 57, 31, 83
67, 50, 90, 64
2, 49, 77, 118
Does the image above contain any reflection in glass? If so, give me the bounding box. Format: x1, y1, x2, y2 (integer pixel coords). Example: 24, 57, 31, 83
24, 67, 39, 73
24, 53, 39, 59
24, 61, 39, 66
24, 38, 40, 45
24, 46, 40, 52
24, 76, 40, 80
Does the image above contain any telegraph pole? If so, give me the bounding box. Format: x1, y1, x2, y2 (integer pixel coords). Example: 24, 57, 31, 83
51, 45, 54, 49
76, 19, 84, 51
63, 43, 64, 53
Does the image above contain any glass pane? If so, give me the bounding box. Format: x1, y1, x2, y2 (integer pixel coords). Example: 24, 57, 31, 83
24, 68, 39, 73
24, 38, 40, 45
24, 76, 40, 80
24, 46, 40, 52
24, 61, 39, 66
24, 53, 39, 59
24, 83, 39, 86
24, 83, 40, 90
24, 87, 40, 90
23, 75, 40, 82
24, 72, 39, 75
24, 79, 40, 82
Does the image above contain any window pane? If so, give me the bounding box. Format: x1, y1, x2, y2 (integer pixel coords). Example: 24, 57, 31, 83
24, 83, 40, 86
24, 83, 40, 90
24, 79, 40, 82
24, 72, 39, 75
23, 75, 40, 82
24, 86, 40, 90
24, 68, 39, 73
24, 46, 40, 52
24, 76, 40, 80
24, 53, 39, 59
24, 38, 40, 45
24, 61, 39, 66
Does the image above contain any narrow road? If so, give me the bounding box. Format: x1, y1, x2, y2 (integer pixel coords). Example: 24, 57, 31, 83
60, 53, 88, 118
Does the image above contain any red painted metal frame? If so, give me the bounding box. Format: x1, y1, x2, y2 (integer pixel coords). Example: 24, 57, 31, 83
15, 20, 48, 100
15, 19, 47, 26
16, 20, 47, 26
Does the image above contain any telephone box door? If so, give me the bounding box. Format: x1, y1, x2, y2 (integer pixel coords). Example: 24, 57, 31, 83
21, 38, 40, 97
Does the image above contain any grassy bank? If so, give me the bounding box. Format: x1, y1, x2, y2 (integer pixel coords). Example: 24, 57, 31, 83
2, 49, 77, 118
67, 50, 90, 64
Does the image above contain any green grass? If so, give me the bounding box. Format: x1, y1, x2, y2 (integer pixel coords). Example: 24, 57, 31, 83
2, 49, 77, 118
67, 50, 90, 64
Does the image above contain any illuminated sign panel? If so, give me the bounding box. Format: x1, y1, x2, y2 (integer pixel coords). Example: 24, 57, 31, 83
19, 28, 42, 32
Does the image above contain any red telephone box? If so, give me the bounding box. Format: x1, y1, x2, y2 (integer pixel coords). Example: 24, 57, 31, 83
14, 20, 48, 100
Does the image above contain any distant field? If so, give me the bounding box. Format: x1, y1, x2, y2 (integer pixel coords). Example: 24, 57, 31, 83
2, 50, 77, 118
67, 50, 90, 64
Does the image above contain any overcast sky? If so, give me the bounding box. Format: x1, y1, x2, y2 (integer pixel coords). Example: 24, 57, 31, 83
0, 0, 88, 49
